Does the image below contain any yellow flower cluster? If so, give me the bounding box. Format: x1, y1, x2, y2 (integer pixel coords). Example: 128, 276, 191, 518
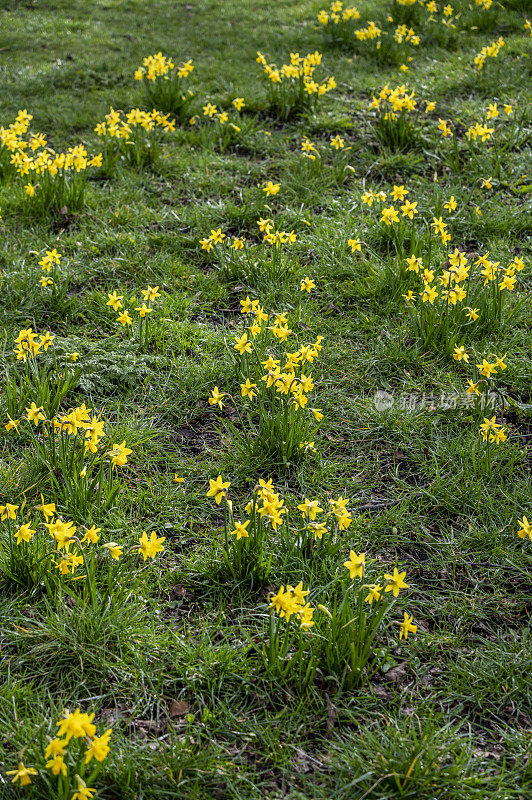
248, 482, 288, 529
10, 393, 113, 454
13, 327, 55, 362
200, 219, 297, 252
344, 555, 410, 599
393, 24, 420, 46
474, 36, 504, 70
237, 302, 322, 400
369, 83, 417, 117
206, 472, 421, 686
200, 227, 244, 252
352, 17, 421, 56
300, 135, 349, 160
37, 248, 61, 272
212, 325, 323, 406
361, 187, 396, 206
269, 583, 315, 629
7, 708, 111, 794
95, 107, 175, 139
207, 477, 351, 540
361, 183, 421, 225
299, 494, 353, 534
59, 406, 107, 453
479, 416, 507, 445
424, 1, 457, 27
256, 50, 336, 97
2, 494, 164, 575
0, 108, 33, 150
354, 21, 382, 41
268, 563, 415, 636
133, 52, 195, 119
466, 122, 494, 142
193, 99, 243, 134
458, 349, 508, 398
106, 285, 161, 327
258, 217, 297, 246
404, 249, 522, 309
36, 248, 62, 288
207, 298, 324, 462
0, 110, 101, 182
445, 99, 511, 147
7, 332, 138, 474
317, 1, 360, 26
134, 52, 194, 82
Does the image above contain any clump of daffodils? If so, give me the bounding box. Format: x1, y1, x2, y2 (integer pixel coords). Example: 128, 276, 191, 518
5, 707, 112, 797
34, 247, 62, 291
0, 486, 164, 592
95, 108, 175, 171
317, 1, 360, 27
200, 220, 297, 254
437, 100, 520, 175
392, 24, 421, 48
199, 218, 298, 283
360, 181, 421, 234
354, 20, 382, 42
13, 326, 56, 364
269, 583, 315, 629
479, 415, 507, 445
207, 297, 324, 466
134, 52, 194, 117
353, 20, 420, 65
191, 98, 247, 153
256, 50, 336, 120
474, 36, 504, 71
402, 247, 524, 348
299, 135, 354, 184
423, 1, 459, 37
355, 174, 524, 349
454, 347, 508, 414
6, 330, 136, 514
206, 475, 355, 582
105, 285, 162, 346
6, 327, 80, 424
451, 349, 514, 473
369, 84, 425, 149
437, 101, 513, 146
264, 553, 416, 690
317, 2, 361, 43
369, 83, 421, 114
465, 121, 494, 143
0, 109, 101, 212
6, 394, 133, 499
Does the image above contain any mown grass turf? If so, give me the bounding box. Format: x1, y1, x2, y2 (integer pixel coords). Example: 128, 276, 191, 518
0, 0, 531, 798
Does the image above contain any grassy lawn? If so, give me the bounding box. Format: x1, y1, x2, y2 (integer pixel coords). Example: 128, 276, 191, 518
0, 0, 531, 797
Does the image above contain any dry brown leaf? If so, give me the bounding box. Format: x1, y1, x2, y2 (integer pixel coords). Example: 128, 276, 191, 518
169, 699, 188, 718
384, 662, 407, 682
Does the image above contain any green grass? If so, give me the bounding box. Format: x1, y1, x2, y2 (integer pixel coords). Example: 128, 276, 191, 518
0, 0, 531, 797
